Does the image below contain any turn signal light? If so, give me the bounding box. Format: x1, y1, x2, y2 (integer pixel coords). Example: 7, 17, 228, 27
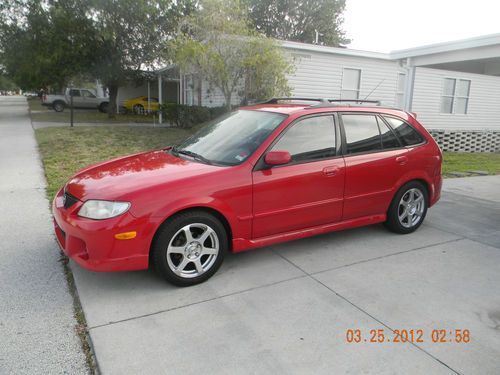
114, 231, 137, 240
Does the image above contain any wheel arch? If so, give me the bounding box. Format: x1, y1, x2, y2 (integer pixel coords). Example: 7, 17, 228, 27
149, 206, 234, 262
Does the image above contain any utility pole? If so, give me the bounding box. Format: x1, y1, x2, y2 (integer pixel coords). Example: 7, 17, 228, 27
70, 88, 74, 127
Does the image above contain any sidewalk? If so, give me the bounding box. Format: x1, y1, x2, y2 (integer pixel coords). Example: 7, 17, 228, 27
0, 96, 87, 374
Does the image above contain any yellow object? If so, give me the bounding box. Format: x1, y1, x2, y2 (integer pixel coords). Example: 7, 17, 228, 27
123, 96, 160, 113
114, 231, 137, 240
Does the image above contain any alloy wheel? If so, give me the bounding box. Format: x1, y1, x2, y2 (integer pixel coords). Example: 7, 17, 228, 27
166, 223, 219, 278
398, 188, 425, 228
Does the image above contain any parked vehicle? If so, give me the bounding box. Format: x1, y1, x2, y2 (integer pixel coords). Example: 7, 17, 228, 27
52, 98, 442, 286
122, 96, 160, 114
42, 88, 109, 113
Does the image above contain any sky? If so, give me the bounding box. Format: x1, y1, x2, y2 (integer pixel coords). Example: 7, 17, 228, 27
343, 0, 500, 52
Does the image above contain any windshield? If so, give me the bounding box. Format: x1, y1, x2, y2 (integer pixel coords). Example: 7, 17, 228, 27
173, 110, 286, 166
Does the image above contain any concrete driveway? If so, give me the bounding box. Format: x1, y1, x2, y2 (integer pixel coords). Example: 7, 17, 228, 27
71, 176, 500, 374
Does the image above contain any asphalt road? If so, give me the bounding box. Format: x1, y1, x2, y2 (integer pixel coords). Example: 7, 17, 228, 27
0, 96, 87, 374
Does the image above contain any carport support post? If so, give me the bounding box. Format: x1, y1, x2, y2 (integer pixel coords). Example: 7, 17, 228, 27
158, 74, 163, 125
404, 58, 416, 112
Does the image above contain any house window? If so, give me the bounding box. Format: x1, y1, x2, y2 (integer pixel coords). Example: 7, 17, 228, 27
183, 74, 194, 105
395, 73, 406, 108
441, 78, 471, 114
341, 68, 361, 99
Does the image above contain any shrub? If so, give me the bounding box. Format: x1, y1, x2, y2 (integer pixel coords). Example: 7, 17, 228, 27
160, 103, 228, 128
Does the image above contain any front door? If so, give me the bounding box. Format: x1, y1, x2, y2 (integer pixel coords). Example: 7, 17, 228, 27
80, 90, 98, 108
252, 114, 345, 239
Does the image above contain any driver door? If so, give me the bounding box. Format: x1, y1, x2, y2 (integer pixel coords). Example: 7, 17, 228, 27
252, 114, 345, 239
81, 90, 97, 108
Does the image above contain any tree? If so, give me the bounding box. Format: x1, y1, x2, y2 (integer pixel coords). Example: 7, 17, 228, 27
0, 0, 96, 91
172, 0, 293, 111
87, 0, 196, 117
243, 0, 349, 47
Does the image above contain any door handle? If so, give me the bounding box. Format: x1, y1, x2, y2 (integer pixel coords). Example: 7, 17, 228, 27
396, 156, 408, 165
322, 166, 339, 176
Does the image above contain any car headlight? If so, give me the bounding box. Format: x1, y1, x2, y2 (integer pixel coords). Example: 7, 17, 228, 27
78, 200, 131, 220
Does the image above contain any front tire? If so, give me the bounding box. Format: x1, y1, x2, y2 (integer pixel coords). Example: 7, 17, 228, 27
385, 181, 428, 234
133, 104, 144, 115
99, 102, 109, 113
53, 101, 65, 112
152, 211, 227, 286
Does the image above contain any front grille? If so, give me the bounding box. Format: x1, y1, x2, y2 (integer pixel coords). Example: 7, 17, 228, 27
63, 192, 79, 209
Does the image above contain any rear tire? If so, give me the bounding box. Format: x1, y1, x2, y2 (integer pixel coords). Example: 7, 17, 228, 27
53, 101, 65, 112
385, 181, 428, 234
151, 211, 227, 286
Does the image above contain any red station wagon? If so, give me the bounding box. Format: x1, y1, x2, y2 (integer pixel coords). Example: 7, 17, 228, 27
53, 98, 442, 286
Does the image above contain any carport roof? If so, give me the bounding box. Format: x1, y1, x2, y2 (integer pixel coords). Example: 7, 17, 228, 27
389, 33, 500, 76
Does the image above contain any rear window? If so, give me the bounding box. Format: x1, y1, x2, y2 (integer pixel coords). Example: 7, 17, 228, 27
384, 116, 424, 146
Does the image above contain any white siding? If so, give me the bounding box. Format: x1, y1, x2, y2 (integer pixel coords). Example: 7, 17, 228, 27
286, 48, 403, 107
412, 67, 500, 130
200, 80, 243, 108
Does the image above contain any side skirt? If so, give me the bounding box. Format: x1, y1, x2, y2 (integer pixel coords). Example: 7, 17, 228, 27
232, 214, 387, 252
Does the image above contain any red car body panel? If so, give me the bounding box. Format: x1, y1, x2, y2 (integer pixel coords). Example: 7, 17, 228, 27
53, 104, 442, 272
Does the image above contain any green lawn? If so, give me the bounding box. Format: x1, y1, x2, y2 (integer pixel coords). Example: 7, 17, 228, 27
35, 126, 196, 199
35, 125, 500, 199
28, 97, 156, 123
442, 152, 500, 176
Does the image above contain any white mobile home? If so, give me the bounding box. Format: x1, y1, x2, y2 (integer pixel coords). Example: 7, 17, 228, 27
124, 34, 500, 152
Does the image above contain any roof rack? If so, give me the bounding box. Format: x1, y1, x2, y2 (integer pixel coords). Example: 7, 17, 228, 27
262, 97, 329, 104
327, 99, 381, 105
261, 97, 382, 107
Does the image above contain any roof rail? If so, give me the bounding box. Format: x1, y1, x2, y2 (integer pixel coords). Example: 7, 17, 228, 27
327, 99, 381, 105
263, 97, 329, 104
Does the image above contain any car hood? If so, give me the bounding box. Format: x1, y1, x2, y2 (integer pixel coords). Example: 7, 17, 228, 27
65, 149, 220, 201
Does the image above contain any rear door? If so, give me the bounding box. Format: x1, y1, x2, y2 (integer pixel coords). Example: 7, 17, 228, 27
340, 113, 409, 220
252, 114, 345, 239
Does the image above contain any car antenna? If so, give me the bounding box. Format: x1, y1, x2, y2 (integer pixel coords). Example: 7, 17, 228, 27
362, 79, 385, 102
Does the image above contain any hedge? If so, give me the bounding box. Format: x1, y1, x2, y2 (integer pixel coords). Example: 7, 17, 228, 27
159, 103, 229, 128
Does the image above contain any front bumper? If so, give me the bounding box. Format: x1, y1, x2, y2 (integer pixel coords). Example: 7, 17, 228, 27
52, 189, 154, 272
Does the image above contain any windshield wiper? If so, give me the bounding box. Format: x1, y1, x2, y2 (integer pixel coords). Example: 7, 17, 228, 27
172, 148, 212, 165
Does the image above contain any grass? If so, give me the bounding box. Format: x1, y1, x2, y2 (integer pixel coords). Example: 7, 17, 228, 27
35, 126, 196, 199
28, 97, 156, 123
442, 152, 500, 176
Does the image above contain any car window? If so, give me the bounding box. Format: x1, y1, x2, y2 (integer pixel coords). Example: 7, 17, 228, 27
271, 115, 336, 163
176, 110, 285, 166
69, 89, 80, 97
383, 116, 424, 146
82, 90, 96, 98
342, 114, 381, 154
377, 116, 400, 149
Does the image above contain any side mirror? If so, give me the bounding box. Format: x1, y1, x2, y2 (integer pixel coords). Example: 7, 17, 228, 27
264, 150, 291, 166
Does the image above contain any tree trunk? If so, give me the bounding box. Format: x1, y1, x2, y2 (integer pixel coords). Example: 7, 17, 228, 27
225, 91, 232, 112
108, 84, 118, 118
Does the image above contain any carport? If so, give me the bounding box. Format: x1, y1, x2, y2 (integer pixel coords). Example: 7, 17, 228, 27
392, 33, 500, 111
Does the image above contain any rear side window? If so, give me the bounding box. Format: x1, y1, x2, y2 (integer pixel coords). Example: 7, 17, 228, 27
272, 115, 336, 162
384, 116, 424, 146
377, 117, 400, 149
342, 114, 381, 154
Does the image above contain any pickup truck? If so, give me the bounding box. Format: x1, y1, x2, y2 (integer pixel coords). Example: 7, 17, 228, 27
42, 88, 109, 112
